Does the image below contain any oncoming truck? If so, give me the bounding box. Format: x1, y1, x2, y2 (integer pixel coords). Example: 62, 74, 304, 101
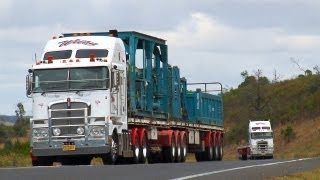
26, 30, 224, 166
238, 120, 274, 160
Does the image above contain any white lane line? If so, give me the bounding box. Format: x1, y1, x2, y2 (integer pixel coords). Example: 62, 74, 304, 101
171, 158, 313, 180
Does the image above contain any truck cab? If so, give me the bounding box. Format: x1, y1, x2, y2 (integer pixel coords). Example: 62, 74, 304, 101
248, 120, 274, 159
26, 31, 128, 165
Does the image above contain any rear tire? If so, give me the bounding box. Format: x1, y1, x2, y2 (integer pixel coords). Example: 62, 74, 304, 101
180, 135, 187, 162
217, 142, 223, 161
242, 154, 247, 160
195, 152, 203, 162
175, 134, 182, 162
139, 133, 148, 163
132, 134, 140, 164
213, 141, 219, 161
164, 134, 176, 163
205, 138, 214, 161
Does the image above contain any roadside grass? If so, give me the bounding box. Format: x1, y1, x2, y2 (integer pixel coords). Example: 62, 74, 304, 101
0, 140, 31, 167
269, 168, 320, 180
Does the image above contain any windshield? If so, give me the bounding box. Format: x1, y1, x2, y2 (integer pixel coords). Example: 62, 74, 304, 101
43, 50, 72, 60
251, 132, 273, 139
32, 67, 109, 92
76, 49, 108, 58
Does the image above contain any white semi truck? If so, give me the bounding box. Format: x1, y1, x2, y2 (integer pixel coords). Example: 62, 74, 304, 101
237, 120, 274, 160
26, 30, 224, 166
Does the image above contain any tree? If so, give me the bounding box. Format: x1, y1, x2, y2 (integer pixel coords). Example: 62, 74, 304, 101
281, 126, 296, 143
272, 69, 281, 83
313, 65, 320, 75
13, 103, 29, 137
253, 69, 270, 118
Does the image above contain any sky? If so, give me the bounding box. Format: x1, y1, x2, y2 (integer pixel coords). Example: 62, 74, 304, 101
0, 0, 320, 115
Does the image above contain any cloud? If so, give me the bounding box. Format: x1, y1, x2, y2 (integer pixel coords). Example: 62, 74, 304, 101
148, 12, 320, 55
276, 35, 320, 51
0, 0, 13, 19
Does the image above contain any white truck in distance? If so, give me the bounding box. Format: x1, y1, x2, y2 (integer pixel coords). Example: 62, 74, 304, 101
237, 120, 274, 160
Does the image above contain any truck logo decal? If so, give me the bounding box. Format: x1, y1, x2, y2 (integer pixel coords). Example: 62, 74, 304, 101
58, 39, 98, 47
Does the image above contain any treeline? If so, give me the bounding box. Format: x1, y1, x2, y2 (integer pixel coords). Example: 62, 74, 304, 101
224, 70, 320, 144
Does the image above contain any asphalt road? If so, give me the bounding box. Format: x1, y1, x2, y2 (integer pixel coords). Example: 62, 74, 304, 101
1, 158, 320, 180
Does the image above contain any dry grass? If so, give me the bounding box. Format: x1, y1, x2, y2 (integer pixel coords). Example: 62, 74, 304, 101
269, 168, 320, 180
0, 153, 31, 167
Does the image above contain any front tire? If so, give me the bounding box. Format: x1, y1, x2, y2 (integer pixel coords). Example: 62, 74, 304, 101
103, 133, 118, 165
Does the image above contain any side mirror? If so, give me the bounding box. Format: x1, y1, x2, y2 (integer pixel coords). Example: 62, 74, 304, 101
26, 73, 33, 97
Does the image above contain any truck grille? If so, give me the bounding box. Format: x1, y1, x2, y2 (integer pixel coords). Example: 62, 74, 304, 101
50, 102, 89, 138
257, 141, 268, 151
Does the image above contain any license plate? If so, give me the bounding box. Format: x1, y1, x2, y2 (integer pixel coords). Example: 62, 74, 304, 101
63, 145, 76, 151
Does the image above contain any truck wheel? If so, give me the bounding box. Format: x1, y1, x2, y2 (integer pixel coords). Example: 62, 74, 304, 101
205, 138, 214, 161
180, 135, 187, 162
217, 142, 223, 161
81, 157, 92, 165
32, 158, 53, 166
132, 134, 140, 164
139, 133, 148, 163
242, 154, 247, 160
103, 133, 118, 165
195, 152, 203, 162
147, 152, 157, 164
164, 134, 176, 163
175, 134, 182, 162
213, 142, 219, 161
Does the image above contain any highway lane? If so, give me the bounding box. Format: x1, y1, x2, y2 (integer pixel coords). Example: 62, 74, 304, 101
0, 158, 320, 180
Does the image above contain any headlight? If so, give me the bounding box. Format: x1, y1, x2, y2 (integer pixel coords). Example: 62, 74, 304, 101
90, 126, 105, 136
41, 129, 49, 137
91, 127, 100, 136
77, 127, 85, 135
33, 128, 48, 138
100, 128, 105, 135
33, 129, 41, 137
52, 128, 61, 136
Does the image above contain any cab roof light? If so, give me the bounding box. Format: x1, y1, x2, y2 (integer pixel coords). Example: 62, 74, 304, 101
62, 60, 67, 63
109, 29, 118, 37
90, 54, 95, 62
69, 59, 73, 63
52, 36, 57, 39
76, 59, 80, 62
48, 56, 53, 64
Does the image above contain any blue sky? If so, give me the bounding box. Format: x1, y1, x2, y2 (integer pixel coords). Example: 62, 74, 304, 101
0, 0, 319, 115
